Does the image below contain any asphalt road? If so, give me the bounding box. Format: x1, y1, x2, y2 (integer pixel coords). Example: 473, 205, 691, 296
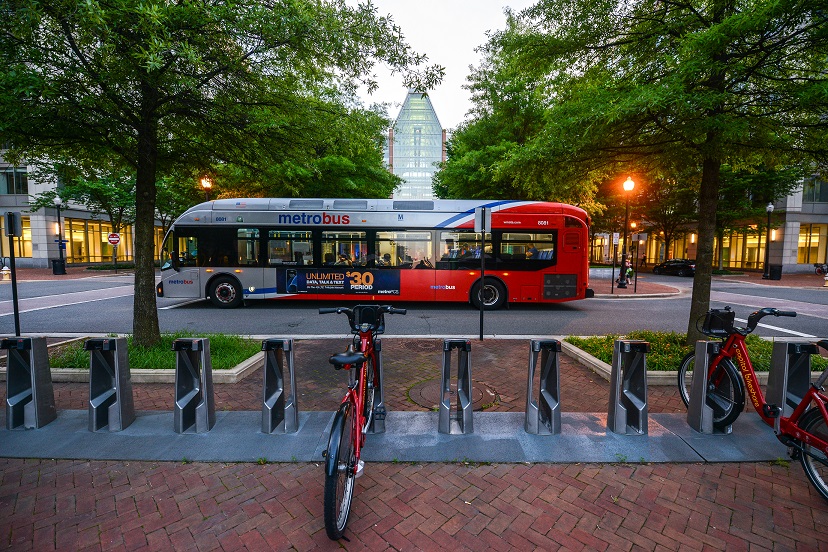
1, 272, 826, 338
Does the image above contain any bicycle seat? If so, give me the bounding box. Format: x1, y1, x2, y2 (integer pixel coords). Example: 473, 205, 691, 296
328, 350, 367, 368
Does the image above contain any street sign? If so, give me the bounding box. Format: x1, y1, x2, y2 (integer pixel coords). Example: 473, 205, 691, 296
107, 233, 121, 246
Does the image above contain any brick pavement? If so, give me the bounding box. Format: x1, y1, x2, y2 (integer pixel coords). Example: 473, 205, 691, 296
2, 339, 825, 550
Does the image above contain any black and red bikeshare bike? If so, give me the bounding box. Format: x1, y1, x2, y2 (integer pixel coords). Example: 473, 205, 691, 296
319, 304, 406, 540
678, 306, 828, 500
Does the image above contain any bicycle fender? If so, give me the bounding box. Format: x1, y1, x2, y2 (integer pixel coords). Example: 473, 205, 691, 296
325, 403, 349, 477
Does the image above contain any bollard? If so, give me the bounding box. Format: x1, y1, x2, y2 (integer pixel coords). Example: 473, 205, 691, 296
367, 338, 386, 434
2, 337, 56, 429
85, 338, 135, 432
261, 338, 298, 434
607, 339, 650, 435
766, 342, 818, 430
524, 340, 562, 435
173, 338, 215, 433
686, 341, 732, 434
824, 275, 828, 287
439, 339, 473, 434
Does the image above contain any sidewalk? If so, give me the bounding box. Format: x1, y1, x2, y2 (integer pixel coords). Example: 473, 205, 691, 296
2, 339, 827, 550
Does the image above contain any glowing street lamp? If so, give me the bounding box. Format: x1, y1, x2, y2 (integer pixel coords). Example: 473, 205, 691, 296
763, 202, 774, 279
53, 196, 66, 275
617, 177, 635, 288
201, 177, 213, 202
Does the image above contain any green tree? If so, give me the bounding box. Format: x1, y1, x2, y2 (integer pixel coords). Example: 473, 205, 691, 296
487, 0, 828, 342
28, 165, 137, 263
1, 0, 441, 345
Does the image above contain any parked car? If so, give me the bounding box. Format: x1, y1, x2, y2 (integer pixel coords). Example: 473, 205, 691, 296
652, 259, 696, 276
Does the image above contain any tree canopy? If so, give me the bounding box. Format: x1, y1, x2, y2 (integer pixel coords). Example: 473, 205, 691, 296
444, 0, 828, 342
1, 0, 441, 345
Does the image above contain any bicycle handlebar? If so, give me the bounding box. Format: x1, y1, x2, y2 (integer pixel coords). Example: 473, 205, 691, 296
318, 305, 406, 315
318, 307, 349, 315
742, 307, 797, 335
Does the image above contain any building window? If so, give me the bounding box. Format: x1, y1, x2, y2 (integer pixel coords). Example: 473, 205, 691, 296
0, 167, 28, 195
803, 177, 828, 203
0, 214, 31, 258
798, 224, 827, 264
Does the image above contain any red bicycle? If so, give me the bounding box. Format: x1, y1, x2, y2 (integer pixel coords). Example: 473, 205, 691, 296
679, 306, 828, 500
319, 304, 406, 540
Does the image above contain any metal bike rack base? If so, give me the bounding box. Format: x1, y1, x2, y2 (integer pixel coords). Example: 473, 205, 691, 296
607, 339, 650, 435
524, 340, 562, 435
261, 338, 298, 434
687, 341, 732, 435
767, 341, 819, 426
439, 339, 473, 434
173, 338, 215, 434
367, 338, 386, 434
85, 338, 135, 432
2, 337, 56, 430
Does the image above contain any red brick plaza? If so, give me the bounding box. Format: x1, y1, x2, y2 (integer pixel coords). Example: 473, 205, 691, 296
2, 268, 827, 550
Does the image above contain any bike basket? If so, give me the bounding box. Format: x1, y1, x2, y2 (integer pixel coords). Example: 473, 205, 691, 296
702, 309, 735, 337
351, 305, 385, 333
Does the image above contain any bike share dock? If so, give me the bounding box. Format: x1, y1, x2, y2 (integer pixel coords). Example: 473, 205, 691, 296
0, 337, 791, 465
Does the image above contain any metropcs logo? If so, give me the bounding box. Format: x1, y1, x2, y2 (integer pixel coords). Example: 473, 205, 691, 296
278, 213, 350, 225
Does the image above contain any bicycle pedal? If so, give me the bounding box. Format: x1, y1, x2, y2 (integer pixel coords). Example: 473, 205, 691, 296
763, 404, 782, 418
355, 460, 364, 479
373, 406, 386, 421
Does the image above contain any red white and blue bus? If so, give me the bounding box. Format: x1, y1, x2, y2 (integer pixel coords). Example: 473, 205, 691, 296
157, 198, 593, 309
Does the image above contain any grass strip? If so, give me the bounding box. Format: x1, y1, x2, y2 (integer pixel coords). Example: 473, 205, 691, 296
565, 331, 828, 372
48, 332, 261, 370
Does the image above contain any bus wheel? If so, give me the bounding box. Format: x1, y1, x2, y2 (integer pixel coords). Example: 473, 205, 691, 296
471, 279, 506, 310
209, 276, 243, 308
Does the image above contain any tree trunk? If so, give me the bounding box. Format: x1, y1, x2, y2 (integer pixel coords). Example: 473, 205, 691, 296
687, 155, 721, 345
132, 118, 161, 347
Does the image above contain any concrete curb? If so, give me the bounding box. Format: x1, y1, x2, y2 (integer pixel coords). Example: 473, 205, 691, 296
560, 339, 774, 385
0, 344, 265, 384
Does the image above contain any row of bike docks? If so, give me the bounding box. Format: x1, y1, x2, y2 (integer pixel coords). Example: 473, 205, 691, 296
2, 335, 822, 437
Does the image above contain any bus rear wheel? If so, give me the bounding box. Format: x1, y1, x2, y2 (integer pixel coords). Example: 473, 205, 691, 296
209, 276, 243, 308
471, 279, 506, 310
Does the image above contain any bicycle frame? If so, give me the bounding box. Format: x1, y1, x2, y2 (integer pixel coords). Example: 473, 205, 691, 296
709, 334, 828, 454
338, 329, 377, 476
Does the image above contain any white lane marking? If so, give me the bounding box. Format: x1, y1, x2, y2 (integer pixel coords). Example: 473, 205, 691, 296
0, 285, 134, 316
734, 317, 816, 338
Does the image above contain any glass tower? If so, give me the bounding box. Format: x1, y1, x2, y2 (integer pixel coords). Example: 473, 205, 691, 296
385, 90, 445, 200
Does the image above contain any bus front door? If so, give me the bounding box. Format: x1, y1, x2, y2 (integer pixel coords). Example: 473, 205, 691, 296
161, 267, 201, 299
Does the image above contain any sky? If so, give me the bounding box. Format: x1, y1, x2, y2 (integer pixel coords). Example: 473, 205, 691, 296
357, 0, 537, 131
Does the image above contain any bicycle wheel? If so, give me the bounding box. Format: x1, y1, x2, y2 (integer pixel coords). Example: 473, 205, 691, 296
362, 357, 375, 433
677, 352, 695, 407
707, 358, 745, 429
324, 403, 356, 540
797, 408, 828, 502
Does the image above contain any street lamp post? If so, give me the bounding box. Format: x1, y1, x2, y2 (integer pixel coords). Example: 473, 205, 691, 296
53, 196, 66, 275
617, 176, 635, 289
201, 177, 212, 202
763, 202, 774, 279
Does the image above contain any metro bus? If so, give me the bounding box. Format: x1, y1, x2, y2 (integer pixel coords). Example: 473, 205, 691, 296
156, 198, 593, 309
